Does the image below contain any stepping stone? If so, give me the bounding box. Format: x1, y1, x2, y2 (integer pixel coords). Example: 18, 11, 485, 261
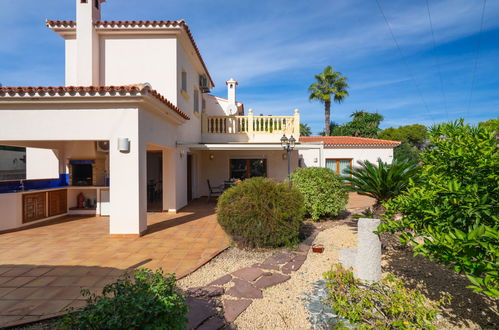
262, 252, 295, 266
254, 273, 290, 289
253, 263, 280, 271
223, 299, 252, 323
226, 278, 262, 299
298, 243, 311, 253
197, 316, 226, 330
209, 274, 232, 286
281, 255, 307, 274
187, 286, 225, 298
186, 297, 217, 329
232, 267, 264, 282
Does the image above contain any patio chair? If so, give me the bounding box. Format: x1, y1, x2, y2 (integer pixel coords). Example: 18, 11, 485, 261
207, 180, 224, 202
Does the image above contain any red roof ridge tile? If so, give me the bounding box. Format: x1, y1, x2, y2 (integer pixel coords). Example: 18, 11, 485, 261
0, 84, 189, 120
46, 19, 214, 87
300, 136, 400, 146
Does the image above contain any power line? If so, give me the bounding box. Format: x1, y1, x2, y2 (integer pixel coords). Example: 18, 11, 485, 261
374, 0, 435, 121
467, 0, 487, 117
425, 0, 449, 120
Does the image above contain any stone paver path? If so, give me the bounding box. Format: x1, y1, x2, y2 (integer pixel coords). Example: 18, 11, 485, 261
187, 227, 323, 324
0, 199, 229, 327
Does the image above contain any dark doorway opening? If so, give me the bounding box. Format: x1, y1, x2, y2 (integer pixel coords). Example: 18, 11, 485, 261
187, 154, 193, 202
72, 164, 93, 186
147, 151, 163, 212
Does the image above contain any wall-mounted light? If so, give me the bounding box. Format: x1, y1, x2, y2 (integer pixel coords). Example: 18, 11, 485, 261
209, 154, 215, 160
282, 153, 288, 160
179, 150, 185, 159
118, 137, 130, 153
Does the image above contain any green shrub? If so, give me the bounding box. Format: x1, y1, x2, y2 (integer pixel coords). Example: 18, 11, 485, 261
323, 265, 449, 329
380, 120, 499, 298
290, 167, 348, 220
217, 177, 305, 248
58, 268, 188, 330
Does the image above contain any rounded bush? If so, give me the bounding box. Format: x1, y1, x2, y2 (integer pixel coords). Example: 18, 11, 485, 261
291, 167, 348, 220
217, 177, 305, 248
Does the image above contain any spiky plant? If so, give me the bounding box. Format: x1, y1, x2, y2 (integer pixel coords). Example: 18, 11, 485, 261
343, 159, 420, 215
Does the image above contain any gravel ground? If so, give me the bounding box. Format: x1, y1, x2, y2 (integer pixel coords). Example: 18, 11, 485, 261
180, 219, 498, 330
177, 248, 274, 290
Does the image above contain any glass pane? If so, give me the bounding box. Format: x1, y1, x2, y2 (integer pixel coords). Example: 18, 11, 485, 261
339, 160, 351, 175
325, 160, 338, 173
230, 159, 247, 180
250, 159, 266, 177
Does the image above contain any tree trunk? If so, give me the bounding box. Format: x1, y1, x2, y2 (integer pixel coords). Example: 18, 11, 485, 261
324, 100, 331, 136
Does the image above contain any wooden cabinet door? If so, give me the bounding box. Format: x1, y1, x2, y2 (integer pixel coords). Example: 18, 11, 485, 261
23, 192, 46, 223
48, 189, 67, 217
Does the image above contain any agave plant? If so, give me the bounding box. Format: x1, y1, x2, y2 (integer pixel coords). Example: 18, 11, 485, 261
343, 159, 420, 215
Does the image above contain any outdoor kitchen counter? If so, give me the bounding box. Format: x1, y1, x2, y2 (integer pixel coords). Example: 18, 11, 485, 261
0, 186, 109, 233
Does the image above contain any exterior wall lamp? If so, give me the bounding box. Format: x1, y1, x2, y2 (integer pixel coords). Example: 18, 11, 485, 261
209, 154, 215, 160
280, 134, 296, 182
117, 137, 130, 153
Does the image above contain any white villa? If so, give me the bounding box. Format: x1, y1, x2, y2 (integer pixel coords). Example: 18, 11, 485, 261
0, 0, 399, 235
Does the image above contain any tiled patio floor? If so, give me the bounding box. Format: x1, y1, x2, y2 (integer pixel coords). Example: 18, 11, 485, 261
0, 199, 229, 327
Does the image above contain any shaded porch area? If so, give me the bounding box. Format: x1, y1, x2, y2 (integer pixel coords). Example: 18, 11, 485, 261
0, 199, 229, 326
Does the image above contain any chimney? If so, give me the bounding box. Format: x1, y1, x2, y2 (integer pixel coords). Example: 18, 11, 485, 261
75, 0, 105, 85
226, 78, 238, 115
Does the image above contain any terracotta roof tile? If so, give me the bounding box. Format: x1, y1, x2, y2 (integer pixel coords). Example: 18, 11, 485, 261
0, 84, 189, 120
300, 136, 400, 147
46, 19, 214, 87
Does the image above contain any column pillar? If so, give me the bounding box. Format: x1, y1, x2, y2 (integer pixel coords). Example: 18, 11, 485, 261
109, 137, 147, 236
162, 148, 177, 212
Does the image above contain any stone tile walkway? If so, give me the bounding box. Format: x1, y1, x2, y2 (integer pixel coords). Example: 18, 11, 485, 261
0, 199, 229, 327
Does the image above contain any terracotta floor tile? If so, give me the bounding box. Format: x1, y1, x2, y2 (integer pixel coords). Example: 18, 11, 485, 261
3, 277, 37, 288
1, 268, 32, 277
29, 299, 72, 316
0, 315, 23, 327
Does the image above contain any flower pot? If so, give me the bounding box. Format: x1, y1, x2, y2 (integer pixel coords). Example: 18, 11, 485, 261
312, 244, 324, 253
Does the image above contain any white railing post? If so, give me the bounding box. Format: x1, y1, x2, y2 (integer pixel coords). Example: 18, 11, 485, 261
247, 109, 254, 136
293, 108, 300, 137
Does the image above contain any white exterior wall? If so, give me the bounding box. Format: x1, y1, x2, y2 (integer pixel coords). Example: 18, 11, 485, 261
101, 36, 178, 102
298, 146, 395, 168
197, 149, 299, 197
65, 37, 77, 85
176, 40, 202, 143
26, 148, 59, 180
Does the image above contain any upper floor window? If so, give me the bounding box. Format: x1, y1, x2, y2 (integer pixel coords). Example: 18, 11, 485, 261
81, 0, 88, 3
95, 0, 99, 8
181, 71, 187, 92
193, 90, 199, 113
202, 97, 206, 111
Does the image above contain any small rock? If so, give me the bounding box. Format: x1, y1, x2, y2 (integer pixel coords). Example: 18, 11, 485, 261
253, 263, 280, 271
254, 273, 291, 289
232, 267, 265, 282
224, 299, 252, 323
209, 274, 233, 286
185, 297, 217, 329
197, 316, 226, 330
226, 278, 263, 299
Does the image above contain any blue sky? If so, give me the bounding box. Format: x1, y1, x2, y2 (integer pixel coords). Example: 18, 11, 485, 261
0, 0, 498, 134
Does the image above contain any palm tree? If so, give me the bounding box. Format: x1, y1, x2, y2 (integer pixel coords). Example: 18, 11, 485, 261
343, 159, 420, 216
308, 66, 349, 136
300, 123, 312, 136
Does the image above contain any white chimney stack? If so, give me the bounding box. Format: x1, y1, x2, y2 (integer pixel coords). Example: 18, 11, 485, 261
226, 78, 238, 115
75, 0, 105, 85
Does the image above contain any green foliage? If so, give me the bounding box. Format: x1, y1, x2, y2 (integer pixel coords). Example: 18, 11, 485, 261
308, 65, 349, 136
478, 117, 499, 133
291, 167, 348, 220
58, 268, 188, 330
393, 142, 421, 163
217, 177, 305, 248
319, 111, 384, 138
380, 120, 499, 298
379, 124, 428, 162
378, 124, 428, 149
343, 159, 420, 214
300, 123, 312, 136
323, 265, 449, 329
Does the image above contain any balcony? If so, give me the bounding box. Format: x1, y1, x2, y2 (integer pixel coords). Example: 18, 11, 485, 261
201, 109, 300, 143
